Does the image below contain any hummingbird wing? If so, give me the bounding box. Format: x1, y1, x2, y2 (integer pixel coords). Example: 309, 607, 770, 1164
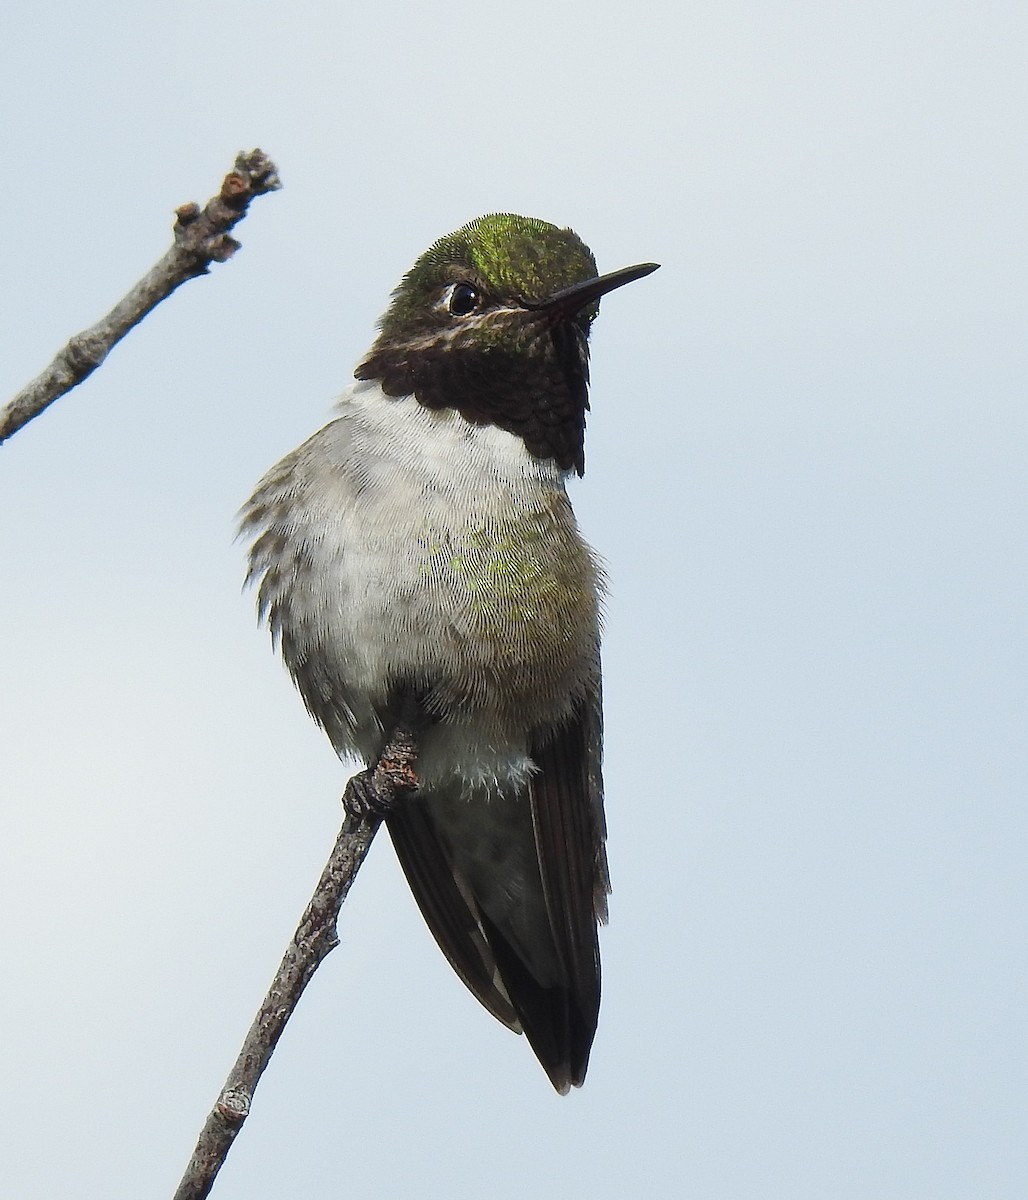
385, 688, 609, 1093
517, 687, 609, 1091
386, 800, 523, 1032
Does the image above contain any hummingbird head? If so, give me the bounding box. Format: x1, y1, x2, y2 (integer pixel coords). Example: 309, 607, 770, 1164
356, 214, 658, 475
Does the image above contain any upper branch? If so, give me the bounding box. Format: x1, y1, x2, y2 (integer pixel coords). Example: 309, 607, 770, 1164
0, 149, 281, 445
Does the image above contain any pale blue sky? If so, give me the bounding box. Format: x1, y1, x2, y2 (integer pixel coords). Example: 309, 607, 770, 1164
2, 2, 1025, 1197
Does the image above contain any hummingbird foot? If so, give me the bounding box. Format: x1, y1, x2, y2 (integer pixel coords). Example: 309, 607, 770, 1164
342, 755, 419, 818
342, 694, 428, 818
342, 769, 405, 819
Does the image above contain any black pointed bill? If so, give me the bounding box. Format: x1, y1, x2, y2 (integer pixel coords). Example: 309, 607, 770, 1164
522, 261, 660, 315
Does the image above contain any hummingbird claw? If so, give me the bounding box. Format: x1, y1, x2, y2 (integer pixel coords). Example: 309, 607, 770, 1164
342, 769, 400, 819
342, 716, 422, 818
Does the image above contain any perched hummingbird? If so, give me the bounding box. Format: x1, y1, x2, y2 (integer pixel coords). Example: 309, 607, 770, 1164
241, 214, 657, 1092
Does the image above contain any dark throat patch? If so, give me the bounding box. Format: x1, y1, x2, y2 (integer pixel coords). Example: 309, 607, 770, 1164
356, 312, 593, 476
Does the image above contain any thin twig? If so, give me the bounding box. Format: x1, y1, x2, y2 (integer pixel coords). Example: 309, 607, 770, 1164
0, 149, 281, 445
172, 716, 422, 1200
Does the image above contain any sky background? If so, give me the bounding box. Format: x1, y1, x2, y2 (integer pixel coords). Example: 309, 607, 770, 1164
2, 2, 1025, 1197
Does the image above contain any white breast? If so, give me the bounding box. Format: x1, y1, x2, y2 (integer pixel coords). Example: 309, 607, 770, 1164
244, 380, 603, 790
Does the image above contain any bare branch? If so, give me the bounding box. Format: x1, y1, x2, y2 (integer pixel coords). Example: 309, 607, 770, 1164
0, 149, 281, 445
172, 715, 422, 1200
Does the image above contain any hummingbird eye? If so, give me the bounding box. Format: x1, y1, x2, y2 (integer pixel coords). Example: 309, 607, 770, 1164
447, 282, 481, 317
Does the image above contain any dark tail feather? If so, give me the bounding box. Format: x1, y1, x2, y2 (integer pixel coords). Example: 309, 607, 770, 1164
480, 908, 596, 1094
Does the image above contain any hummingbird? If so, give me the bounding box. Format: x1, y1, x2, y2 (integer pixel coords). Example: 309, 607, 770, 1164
241, 214, 658, 1092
